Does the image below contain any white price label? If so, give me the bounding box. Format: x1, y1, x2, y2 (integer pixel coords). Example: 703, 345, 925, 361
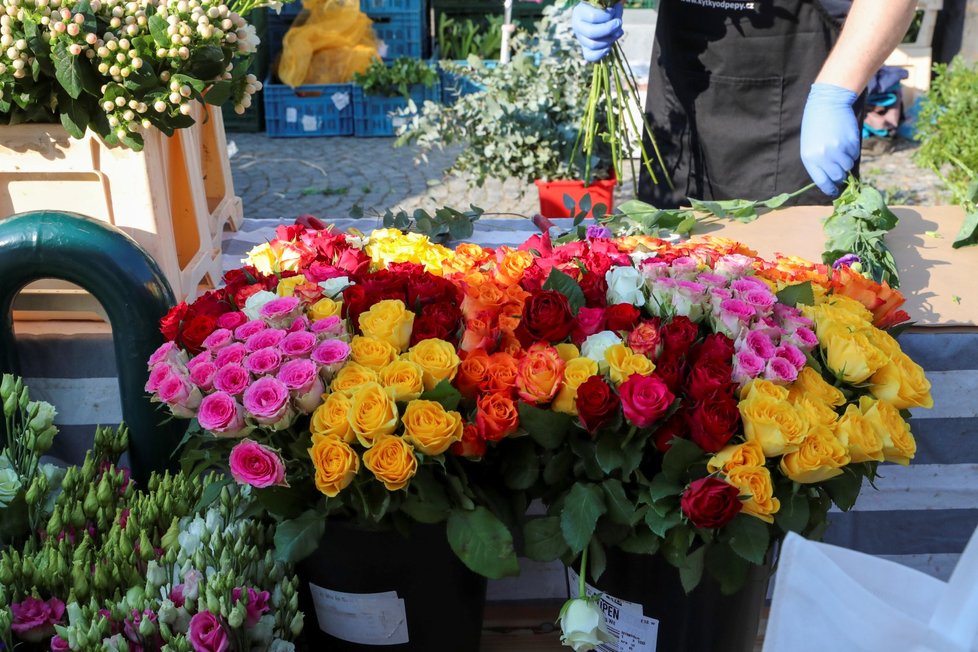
567, 569, 659, 652
301, 115, 319, 132
285, 107, 297, 123
331, 91, 351, 111
308, 583, 409, 645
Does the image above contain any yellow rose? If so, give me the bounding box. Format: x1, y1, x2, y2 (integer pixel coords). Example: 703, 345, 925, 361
604, 344, 655, 385
351, 336, 399, 372
870, 351, 934, 410
793, 396, 839, 431
787, 367, 846, 407
348, 382, 399, 448
824, 332, 888, 384
378, 359, 425, 402
707, 439, 766, 474
726, 465, 781, 523
835, 404, 883, 463
401, 400, 464, 455
859, 396, 916, 465
362, 434, 418, 491
246, 242, 302, 275
309, 297, 343, 321
821, 295, 875, 323
740, 378, 790, 402
358, 299, 415, 352
330, 362, 379, 396
779, 425, 850, 483
309, 436, 359, 497
556, 343, 581, 362
404, 338, 461, 391
552, 358, 600, 415
310, 392, 354, 443
276, 274, 308, 297
740, 395, 807, 457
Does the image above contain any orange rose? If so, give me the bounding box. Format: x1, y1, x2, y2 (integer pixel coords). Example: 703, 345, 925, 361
452, 422, 487, 458
461, 276, 507, 318
476, 393, 520, 441
460, 312, 494, 354
362, 435, 418, 491
831, 265, 909, 329
485, 352, 519, 395
456, 349, 492, 399
495, 249, 535, 287
516, 343, 565, 405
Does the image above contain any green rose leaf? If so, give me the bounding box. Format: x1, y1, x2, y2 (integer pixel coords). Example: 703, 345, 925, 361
523, 516, 569, 562
502, 438, 539, 491
543, 449, 574, 485
53, 41, 100, 99
595, 431, 625, 474
661, 524, 693, 568
274, 510, 326, 563
679, 545, 706, 594
420, 379, 462, 412
724, 514, 770, 566
661, 438, 704, 483
542, 267, 586, 314
560, 483, 606, 554
600, 479, 634, 526
447, 507, 520, 579
645, 504, 681, 538
619, 528, 661, 555
518, 401, 571, 450
705, 544, 751, 595
824, 469, 864, 512
775, 282, 815, 309
648, 474, 683, 501
774, 488, 811, 534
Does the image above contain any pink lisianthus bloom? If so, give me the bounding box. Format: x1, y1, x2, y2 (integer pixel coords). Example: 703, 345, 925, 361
245, 328, 287, 352
279, 331, 318, 358
11, 597, 65, 643
157, 373, 202, 418
228, 439, 287, 488
216, 311, 248, 330
189, 362, 218, 392
765, 356, 800, 384
242, 377, 292, 427
214, 342, 248, 368
231, 587, 271, 627
197, 392, 247, 436
258, 296, 302, 327
50, 635, 71, 651
188, 611, 230, 652
244, 347, 283, 376
213, 364, 251, 396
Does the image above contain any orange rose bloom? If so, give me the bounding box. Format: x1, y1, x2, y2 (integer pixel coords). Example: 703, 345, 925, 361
485, 352, 519, 395
461, 274, 507, 319
460, 311, 494, 354
495, 249, 535, 287
452, 422, 487, 458
456, 349, 492, 398
516, 343, 565, 405
831, 265, 909, 329
476, 393, 520, 441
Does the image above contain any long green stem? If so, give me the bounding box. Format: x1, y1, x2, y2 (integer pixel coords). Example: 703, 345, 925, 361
615, 43, 673, 190
578, 542, 589, 597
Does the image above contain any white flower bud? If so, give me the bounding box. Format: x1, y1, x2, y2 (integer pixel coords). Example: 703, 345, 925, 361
130, 57, 142, 69
109, 16, 120, 28
141, 118, 151, 128
115, 52, 125, 63
119, 67, 130, 77
108, 64, 119, 76
108, 115, 119, 127
85, 32, 97, 44
103, 100, 115, 111
106, 39, 117, 51
116, 128, 127, 138
114, 95, 126, 107
11, 58, 24, 70
178, 102, 191, 115
123, 109, 134, 120
168, 91, 180, 104
153, 100, 166, 112
179, 84, 191, 97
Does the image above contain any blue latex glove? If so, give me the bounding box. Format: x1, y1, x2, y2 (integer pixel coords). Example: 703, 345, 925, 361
800, 83, 861, 197
571, 1, 624, 63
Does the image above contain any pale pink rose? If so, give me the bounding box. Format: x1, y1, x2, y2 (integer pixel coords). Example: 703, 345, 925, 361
145, 363, 176, 393
752, 315, 784, 340
214, 342, 248, 367
765, 357, 799, 384
228, 440, 287, 488
311, 340, 351, 366
158, 373, 201, 418
188, 611, 230, 652
217, 311, 248, 330
189, 362, 218, 392
743, 288, 776, 316
197, 391, 246, 435
667, 256, 699, 280
775, 306, 814, 334
202, 328, 234, 350
233, 319, 267, 341
733, 349, 766, 385
279, 331, 317, 358
713, 298, 754, 339
258, 296, 301, 327
310, 316, 347, 338
740, 329, 777, 360
775, 344, 807, 371
295, 377, 326, 413
11, 597, 65, 643
786, 326, 818, 350
714, 254, 755, 278
638, 258, 669, 281
673, 280, 707, 320
148, 341, 180, 367
213, 364, 251, 395
231, 587, 271, 628
695, 272, 728, 288
186, 351, 213, 371
245, 328, 286, 352
277, 359, 318, 393
242, 377, 291, 425
730, 276, 769, 294
244, 348, 283, 376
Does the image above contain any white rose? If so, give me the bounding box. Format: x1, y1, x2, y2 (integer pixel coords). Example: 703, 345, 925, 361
581, 331, 623, 371
243, 290, 278, 321
605, 266, 646, 307
269, 640, 296, 652
318, 276, 352, 298
559, 598, 615, 652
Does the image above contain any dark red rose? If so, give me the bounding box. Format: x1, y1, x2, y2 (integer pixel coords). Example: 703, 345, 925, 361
295, 214, 330, 231
681, 477, 743, 529
653, 410, 690, 452
605, 303, 641, 333
388, 262, 426, 276
516, 290, 575, 345
519, 262, 551, 293
571, 307, 607, 346
654, 352, 688, 394
576, 376, 620, 433
687, 394, 741, 453
691, 333, 735, 367
579, 272, 609, 308
342, 284, 371, 331
619, 374, 674, 428
661, 316, 699, 354
160, 302, 189, 341
356, 270, 408, 302
687, 358, 735, 402
179, 314, 218, 354
410, 316, 454, 346
222, 266, 267, 291
408, 273, 463, 309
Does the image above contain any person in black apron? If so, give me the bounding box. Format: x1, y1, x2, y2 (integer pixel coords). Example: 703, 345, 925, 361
571, 0, 918, 207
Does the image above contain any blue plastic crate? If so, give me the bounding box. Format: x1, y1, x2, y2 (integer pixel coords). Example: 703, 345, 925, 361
353, 82, 440, 137
278, 1, 302, 17
264, 77, 355, 137
361, 0, 424, 16
438, 59, 498, 105
371, 12, 428, 60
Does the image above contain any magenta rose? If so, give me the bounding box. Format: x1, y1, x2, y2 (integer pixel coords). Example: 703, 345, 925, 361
229, 440, 287, 488
188, 611, 230, 652
217, 311, 248, 330
147, 341, 181, 367
189, 362, 218, 392
744, 288, 776, 315
571, 307, 607, 346
277, 359, 318, 393
732, 349, 766, 384
741, 329, 776, 360
730, 277, 769, 294
186, 351, 213, 371
287, 315, 311, 333
11, 597, 65, 643
157, 373, 201, 418
213, 364, 251, 395
245, 328, 287, 352
312, 340, 351, 366
695, 272, 728, 288
619, 374, 674, 428
785, 326, 818, 350
310, 315, 345, 337
202, 328, 234, 350
197, 392, 246, 435
279, 331, 317, 358
234, 319, 267, 341
232, 587, 271, 627
765, 357, 799, 384
258, 296, 302, 327
716, 298, 754, 337
244, 347, 283, 376
775, 343, 807, 371
51, 635, 70, 651
145, 363, 176, 393
242, 377, 291, 425
214, 342, 248, 368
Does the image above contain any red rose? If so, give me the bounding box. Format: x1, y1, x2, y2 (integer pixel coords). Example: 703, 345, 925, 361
516, 290, 575, 345
619, 374, 675, 428
605, 303, 642, 332
408, 273, 463, 309
687, 394, 741, 453
681, 477, 743, 529
417, 301, 462, 343
160, 302, 189, 341
580, 251, 616, 278
451, 423, 487, 458
579, 272, 608, 308
654, 352, 688, 394
571, 307, 607, 346
627, 319, 662, 357
179, 314, 218, 354
388, 262, 426, 276
653, 410, 689, 452
687, 358, 735, 402
342, 284, 371, 330
357, 270, 408, 302
661, 316, 699, 353
410, 316, 454, 346
335, 249, 371, 277
576, 376, 620, 433
691, 333, 735, 366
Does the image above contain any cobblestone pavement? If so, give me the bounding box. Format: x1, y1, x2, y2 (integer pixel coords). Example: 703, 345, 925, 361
226, 132, 946, 224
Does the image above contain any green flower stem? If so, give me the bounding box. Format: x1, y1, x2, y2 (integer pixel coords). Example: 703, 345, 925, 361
578, 542, 589, 598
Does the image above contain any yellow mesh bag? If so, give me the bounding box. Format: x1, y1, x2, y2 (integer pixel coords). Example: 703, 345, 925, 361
277, 0, 379, 87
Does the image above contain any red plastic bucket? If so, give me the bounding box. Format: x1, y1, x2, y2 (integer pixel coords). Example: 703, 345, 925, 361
535, 176, 617, 218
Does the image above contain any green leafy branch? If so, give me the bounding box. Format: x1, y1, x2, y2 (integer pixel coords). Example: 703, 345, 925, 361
822, 178, 901, 288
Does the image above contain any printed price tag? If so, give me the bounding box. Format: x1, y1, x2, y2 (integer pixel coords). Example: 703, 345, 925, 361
308, 583, 409, 645
567, 569, 659, 652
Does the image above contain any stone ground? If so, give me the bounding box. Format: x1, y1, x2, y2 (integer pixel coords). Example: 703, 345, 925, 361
226, 132, 947, 222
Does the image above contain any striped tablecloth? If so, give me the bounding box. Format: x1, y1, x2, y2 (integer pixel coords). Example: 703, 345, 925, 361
14, 216, 977, 602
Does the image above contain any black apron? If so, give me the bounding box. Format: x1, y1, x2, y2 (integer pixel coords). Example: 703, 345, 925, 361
638, 0, 856, 208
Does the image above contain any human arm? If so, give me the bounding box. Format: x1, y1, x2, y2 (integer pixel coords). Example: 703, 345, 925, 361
801, 0, 918, 195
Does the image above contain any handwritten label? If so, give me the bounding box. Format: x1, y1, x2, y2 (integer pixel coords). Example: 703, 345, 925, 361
308, 583, 409, 645
567, 569, 659, 652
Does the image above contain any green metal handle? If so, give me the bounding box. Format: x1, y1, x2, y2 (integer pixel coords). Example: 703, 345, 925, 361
0, 211, 185, 485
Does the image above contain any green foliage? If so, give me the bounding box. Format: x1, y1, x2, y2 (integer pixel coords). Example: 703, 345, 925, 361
822, 178, 901, 288
447, 506, 520, 578
381, 204, 484, 243
437, 14, 505, 60
542, 267, 586, 312
688, 183, 816, 223
354, 57, 438, 99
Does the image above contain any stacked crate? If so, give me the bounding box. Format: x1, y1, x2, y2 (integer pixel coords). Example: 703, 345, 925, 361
361, 0, 429, 60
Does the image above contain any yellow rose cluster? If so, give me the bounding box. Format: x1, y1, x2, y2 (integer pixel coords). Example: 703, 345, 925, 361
364, 229, 457, 275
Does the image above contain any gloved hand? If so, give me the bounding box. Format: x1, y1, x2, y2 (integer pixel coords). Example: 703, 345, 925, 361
800, 83, 861, 197
571, 1, 624, 63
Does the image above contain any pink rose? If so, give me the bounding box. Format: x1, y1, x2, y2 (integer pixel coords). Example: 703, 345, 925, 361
202, 328, 234, 350
572, 307, 607, 345
246, 328, 287, 352
714, 298, 754, 339
228, 440, 287, 488
145, 363, 176, 393
714, 254, 754, 278
242, 377, 291, 425
11, 597, 65, 643
280, 331, 317, 358
733, 349, 766, 385
310, 316, 346, 337
197, 392, 246, 435
775, 343, 807, 371
619, 374, 674, 428
158, 373, 201, 418
277, 359, 318, 393
217, 311, 248, 330
148, 341, 181, 367
234, 319, 268, 341
259, 296, 301, 326
740, 330, 776, 360
765, 357, 799, 384
213, 364, 250, 395
311, 340, 351, 366
695, 272, 728, 288
232, 587, 271, 627
214, 342, 248, 368
638, 259, 669, 281
189, 362, 218, 392
786, 326, 818, 350
668, 256, 699, 280
287, 315, 311, 333
244, 348, 283, 376
186, 350, 213, 371
188, 611, 230, 652
743, 288, 776, 315
730, 277, 769, 294
51, 635, 70, 651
